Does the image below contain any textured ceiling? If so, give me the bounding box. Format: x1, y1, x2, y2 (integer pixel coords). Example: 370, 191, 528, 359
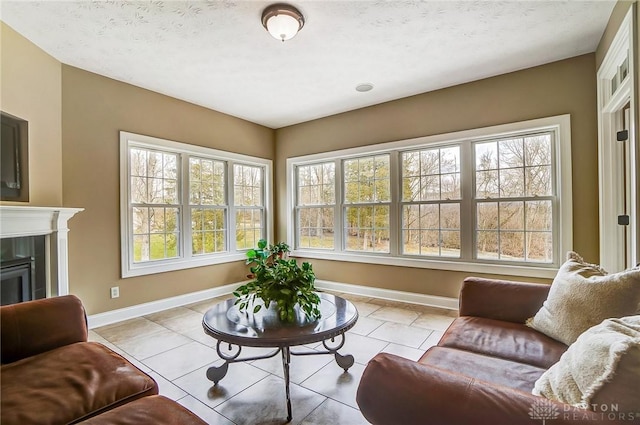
1, 1, 615, 129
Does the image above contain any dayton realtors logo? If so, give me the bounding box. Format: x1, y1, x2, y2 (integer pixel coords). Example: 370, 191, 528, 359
529, 399, 560, 424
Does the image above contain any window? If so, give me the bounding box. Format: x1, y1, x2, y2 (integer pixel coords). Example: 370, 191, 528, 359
287, 116, 572, 278
120, 132, 272, 278
344, 155, 390, 252
296, 162, 335, 249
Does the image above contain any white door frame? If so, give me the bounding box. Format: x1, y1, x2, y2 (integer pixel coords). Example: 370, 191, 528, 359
597, 7, 637, 272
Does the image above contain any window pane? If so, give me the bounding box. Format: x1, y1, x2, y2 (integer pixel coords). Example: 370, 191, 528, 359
440, 231, 460, 257
475, 142, 497, 170
164, 155, 177, 179
500, 231, 525, 261
420, 230, 439, 255
440, 174, 460, 199
440, 204, 460, 230
133, 235, 149, 262
236, 208, 263, 249
524, 135, 551, 166
421, 176, 439, 201
133, 207, 148, 234
192, 208, 226, 255
477, 202, 498, 230
476, 170, 499, 198
499, 168, 524, 197
402, 230, 420, 255
440, 147, 460, 173
498, 138, 524, 168
499, 201, 524, 230
133, 206, 179, 261
298, 207, 334, 249
402, 176, 420, 201
525, 165, 552, 196
131, 149, 147, 176
477, 231, 498, 259
190, 158, 225, 206
526, 232, 553, 262
403, 205, 420, 230
526, 200, 552, 231
149, 208, 165, 233
345, 205, 389, 252
234, 164, 263, 207
402, 147, 460, 201
131, 177, 147, 203
297, 162, 334, 207
420, 204, 439, 229
344, 155, 390, 204
149, 234, 166, 260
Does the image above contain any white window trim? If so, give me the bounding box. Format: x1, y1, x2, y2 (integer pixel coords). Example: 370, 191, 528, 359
286, 115, 572, 279
120, 131, 273, 278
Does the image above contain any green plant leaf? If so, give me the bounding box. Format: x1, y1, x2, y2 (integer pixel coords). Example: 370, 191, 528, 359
258, 239, 267, 249
253, 304, 262, 314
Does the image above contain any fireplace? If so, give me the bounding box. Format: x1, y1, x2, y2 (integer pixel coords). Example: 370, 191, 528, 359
0, 206, 82, 304
0, 235, 46, 305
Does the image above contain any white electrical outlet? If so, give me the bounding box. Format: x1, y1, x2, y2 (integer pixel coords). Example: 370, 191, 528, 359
110, 286, 120, 299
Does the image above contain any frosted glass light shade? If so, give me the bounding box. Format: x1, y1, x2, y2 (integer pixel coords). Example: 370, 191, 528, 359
266, 14, 300, 41
261, 4, 305, 42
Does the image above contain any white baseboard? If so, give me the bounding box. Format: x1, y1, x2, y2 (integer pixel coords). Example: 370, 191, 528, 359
314, 279, 459, 311
87, 282, 240, 329
87, 279, 458, 328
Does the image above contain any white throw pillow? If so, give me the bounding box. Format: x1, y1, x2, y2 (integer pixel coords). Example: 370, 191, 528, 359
526, 251, 640, 345
533, 316, 640, 412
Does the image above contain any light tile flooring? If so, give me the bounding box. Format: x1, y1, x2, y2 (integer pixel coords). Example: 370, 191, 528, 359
91, 292, 458, 425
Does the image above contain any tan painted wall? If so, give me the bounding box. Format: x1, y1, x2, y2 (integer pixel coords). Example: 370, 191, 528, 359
62, 65, 274, 315
0, 22, 62, 206
275, 54, 598, 299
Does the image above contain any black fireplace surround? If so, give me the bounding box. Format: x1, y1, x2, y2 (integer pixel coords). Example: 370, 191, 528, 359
0, 236, 46, 306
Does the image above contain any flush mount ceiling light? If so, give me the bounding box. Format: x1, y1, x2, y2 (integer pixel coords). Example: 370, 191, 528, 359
356, 83, 374, 92
261, 3, 305, 42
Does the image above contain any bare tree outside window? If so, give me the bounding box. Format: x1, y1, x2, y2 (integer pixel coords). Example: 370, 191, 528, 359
401, 146, 461, 257
344, 155, 390, 252
130, 148, 180, 262
234, 164, 264, 249
189, 157, 226, 255
296, 162, 335, 249
474, 133, 554, 262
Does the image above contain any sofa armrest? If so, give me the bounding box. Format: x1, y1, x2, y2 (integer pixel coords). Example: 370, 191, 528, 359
1, 295, 88, 364
356, 353, 626, 425
459, 277, 550, 323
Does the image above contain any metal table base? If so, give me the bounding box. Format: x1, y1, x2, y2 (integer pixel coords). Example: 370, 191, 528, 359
206, 334, 355, 422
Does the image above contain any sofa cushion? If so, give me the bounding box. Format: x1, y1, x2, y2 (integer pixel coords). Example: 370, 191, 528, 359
527, 251, 640, 345
420, 346, 547, 392
438, 316, 567, 369
1, 342, 157, 425
533, 316, 640, 411
77, 396, 207, 425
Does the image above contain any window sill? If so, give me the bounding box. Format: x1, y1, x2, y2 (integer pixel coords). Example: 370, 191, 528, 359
122, 252, 246, 278
290, 250, 558, 279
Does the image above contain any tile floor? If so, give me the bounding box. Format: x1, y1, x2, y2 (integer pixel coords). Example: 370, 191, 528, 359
91, 292, 458, 425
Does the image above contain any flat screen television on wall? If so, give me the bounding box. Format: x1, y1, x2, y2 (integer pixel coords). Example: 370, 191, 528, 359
1, 111, 29, 202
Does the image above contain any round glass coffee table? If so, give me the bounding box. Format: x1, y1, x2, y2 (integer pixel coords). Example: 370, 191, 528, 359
202, 293, 358, 422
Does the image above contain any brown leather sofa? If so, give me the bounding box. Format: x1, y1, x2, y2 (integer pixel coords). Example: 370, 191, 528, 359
0, 295, 206, 425
356, 277, 636, 425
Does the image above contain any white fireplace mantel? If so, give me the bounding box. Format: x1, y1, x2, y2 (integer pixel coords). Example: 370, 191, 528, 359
0, 205, 83, 297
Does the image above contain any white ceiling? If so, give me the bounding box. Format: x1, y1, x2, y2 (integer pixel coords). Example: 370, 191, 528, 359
1, 1, 615, 129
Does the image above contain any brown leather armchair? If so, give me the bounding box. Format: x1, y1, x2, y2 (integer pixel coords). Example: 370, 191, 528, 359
0, 295, 206, 425
356, 277, 636, 425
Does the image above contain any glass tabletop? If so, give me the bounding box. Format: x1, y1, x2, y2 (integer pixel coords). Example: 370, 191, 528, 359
202, 293, 358, 347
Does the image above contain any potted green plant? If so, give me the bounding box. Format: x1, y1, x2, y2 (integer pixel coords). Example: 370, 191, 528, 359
233, 239, 321, 323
